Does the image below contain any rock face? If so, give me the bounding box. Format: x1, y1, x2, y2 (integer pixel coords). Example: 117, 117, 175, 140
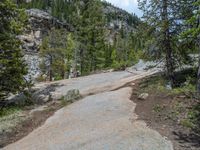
104, 5, 137, 32
20, 9, 71, 79
24, 54, 41, 79
20, 9, 55, 53
103, 3, 138, 45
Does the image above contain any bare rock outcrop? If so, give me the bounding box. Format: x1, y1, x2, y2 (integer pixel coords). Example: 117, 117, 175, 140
19, 9, 72, 79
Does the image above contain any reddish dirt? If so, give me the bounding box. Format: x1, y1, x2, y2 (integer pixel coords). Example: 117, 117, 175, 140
130, 78, 200, 150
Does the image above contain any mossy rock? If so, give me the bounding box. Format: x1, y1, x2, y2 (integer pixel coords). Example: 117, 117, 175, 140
62, 89, 81, 103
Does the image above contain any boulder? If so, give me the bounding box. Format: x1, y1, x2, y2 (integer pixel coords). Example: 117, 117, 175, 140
131, 83, 135, 86
138, 93, 149, 100
50, 92, 62, 101
62, 89, 81, 103
30, 94, 49, 104
6, 93, 28, 106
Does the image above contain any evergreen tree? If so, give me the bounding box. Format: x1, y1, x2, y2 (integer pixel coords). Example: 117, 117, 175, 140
138, 0, 195, 87
77, 0, 106, 74
66, 33, 75, 76
110, 27, 140, 70
39, 29, 74, 80
104, 44, 113, 68
0, 0, 27, 101
182, 0, 200, 93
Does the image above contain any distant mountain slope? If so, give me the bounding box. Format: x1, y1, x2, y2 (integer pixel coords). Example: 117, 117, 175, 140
102, 1, 140, 28
19, 0, 140, 32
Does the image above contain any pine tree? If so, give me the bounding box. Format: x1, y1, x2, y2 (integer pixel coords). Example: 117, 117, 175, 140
182, 0, 200, 93
76, 0, 106, 74
0, 0, 27, 101
39, 29, 74, 80
65, 33, 76, 78
138, 0, 195, 87
104, 44, 113, 68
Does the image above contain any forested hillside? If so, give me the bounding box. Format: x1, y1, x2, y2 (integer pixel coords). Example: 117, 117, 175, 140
19, 0, 140, 27
16, 0, 141, 80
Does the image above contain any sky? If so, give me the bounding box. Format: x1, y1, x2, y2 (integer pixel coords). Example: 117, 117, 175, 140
104, 0, 142, 17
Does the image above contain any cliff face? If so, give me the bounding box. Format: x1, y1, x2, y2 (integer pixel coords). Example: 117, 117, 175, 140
20, 9, 72, 54
104, 6, 138, 30
20, 9, 71, 79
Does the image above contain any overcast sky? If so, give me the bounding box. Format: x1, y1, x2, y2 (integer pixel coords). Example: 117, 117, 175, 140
104, 0, 142, 17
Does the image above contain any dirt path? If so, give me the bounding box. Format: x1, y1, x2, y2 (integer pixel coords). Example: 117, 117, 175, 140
2, 69, 174, 150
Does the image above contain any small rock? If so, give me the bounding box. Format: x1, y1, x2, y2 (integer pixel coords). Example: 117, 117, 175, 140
138, 93, 149, 100
63, 89, 81, 103
35, 94, 50, 103
108, 69, 114, 72
50, 92, 62, 100
29, 105, 48, 115
131, 83, 135, 86
34, 30, 41, 39
178, 95, 186, 98
43, 95, 50, 103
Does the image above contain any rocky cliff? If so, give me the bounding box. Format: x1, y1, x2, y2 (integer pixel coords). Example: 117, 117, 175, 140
20, 9, 72, 79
